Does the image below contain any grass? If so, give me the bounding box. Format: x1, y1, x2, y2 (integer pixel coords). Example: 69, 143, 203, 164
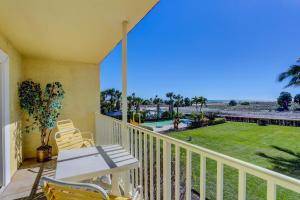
168, 122, 300, 200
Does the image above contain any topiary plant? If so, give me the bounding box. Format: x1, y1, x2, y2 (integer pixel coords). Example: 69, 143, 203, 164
18, 80, 64, 160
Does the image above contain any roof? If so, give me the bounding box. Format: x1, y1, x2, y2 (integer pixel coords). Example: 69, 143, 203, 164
0, 0, 159, 64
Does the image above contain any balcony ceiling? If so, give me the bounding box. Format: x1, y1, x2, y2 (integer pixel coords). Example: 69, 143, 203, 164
0, 0, 158, 64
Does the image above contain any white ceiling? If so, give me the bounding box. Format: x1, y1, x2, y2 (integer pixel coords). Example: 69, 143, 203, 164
0, 0, 159, 64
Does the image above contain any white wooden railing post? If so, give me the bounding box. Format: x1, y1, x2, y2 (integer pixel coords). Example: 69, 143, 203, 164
267, 181, 276, 200
186, 150, 192, 200
163, 141, 171, 200
200, 155, 206, 200
175, 145, 180, 200
217, 162, 224, 200
238, 170, 246, 200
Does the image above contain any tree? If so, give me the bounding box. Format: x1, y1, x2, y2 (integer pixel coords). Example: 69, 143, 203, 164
115, 90, 122, 111
166, 92, 175, 117
134, 97, 144, 113
228, 100, 237, 106
153, 95, 163, 121
192, 96, 199, 112
198, 96, 207, 112
294, 94, 300, 104
18, 80, 65, 149
174, 94, 183, 114
184, 97, 191, 107
277, 92, 292, 110
278, 58, 300, 88
127, 93, 135, 112
192, 96, 207, 112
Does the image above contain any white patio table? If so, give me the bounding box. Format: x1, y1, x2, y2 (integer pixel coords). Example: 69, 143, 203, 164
55, 144, 139, 196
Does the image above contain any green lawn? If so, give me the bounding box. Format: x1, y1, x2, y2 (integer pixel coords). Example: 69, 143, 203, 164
168, 122, 300, 200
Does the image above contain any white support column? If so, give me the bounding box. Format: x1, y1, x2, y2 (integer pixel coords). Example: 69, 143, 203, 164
121, 20, 131, 197
122, 20, 129, 149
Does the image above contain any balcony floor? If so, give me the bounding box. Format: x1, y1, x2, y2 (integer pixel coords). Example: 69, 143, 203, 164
0, 158, 57, 200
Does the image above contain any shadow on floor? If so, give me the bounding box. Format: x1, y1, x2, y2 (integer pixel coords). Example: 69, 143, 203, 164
256, 145, 300, 179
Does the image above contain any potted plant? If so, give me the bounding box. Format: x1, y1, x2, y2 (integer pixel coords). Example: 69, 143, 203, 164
18, 80, 65, 162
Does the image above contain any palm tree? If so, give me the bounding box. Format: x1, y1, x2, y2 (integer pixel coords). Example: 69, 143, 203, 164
127, 93, 135, 112
278, 58, 300, 88
166, 92, 175, 116
106, 88, 116, 111
153, 95, 163, 121
134, 97, 144, 113
115, 90, 122, 111
174, 94, 183, 114
198, 96, 207, 112
192, 96, 199, 112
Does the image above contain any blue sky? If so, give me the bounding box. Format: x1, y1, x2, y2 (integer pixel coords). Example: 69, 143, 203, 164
101, 0, 300, 101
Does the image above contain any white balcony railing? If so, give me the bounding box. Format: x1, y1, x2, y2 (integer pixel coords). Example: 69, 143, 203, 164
95, 113, 300, 200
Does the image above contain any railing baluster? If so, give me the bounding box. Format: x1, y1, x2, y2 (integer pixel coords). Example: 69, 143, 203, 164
186, 150, 192, 200
149, 135, 154, 200
135, 130, 138, 188
217, 162, 224, 200
267, 180, 276, 200
175, 145, 180, 200
238, 170, 246, 200
200, 155, 206, 200
163, 141, 171, 200
144, 133, 148, 200
139, 131, 143, 192
156, 138, 161, 200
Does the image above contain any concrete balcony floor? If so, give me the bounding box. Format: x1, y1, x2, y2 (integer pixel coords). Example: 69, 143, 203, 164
0, 158, 57, 200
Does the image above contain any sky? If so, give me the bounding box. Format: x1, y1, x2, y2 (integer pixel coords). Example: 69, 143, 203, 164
101, 0, 300, 101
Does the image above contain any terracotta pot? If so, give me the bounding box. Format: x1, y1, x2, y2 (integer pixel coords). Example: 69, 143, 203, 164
47, 145, 52, 159
36, 148, 49, 163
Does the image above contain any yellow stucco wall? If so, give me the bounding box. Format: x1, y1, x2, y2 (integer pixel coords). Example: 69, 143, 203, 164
0, 31, 23, 177
23, 58, 99, 158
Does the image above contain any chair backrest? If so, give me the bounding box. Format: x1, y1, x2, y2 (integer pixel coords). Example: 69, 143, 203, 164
41, 176, 108, 200
55, 128, 84, 152
57, 119, 75, 131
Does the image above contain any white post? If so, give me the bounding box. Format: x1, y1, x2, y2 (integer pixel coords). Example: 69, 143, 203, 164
122, 20, 128, 149
121, 20, 131, 196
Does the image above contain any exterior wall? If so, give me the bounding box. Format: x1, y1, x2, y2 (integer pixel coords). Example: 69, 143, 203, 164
0, 32, 23, 177
23, 58, 99, 158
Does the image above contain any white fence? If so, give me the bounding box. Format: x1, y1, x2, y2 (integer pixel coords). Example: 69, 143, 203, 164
95, 113, 300, 200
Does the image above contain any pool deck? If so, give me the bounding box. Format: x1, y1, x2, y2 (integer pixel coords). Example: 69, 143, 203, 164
143, 122, 188, 132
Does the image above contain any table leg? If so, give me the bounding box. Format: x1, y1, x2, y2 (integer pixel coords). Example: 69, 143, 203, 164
111, 173, 122, 196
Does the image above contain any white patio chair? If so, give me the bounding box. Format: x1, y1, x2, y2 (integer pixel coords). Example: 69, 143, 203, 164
40, 176, 142, 200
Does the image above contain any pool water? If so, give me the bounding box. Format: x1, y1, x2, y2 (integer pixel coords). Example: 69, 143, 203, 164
142, 120, 174, 128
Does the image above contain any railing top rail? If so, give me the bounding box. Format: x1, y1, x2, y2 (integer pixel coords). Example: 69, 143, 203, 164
125, 119, 300, 192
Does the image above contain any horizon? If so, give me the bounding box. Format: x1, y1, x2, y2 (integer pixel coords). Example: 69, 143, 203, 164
100, 0, 300, 101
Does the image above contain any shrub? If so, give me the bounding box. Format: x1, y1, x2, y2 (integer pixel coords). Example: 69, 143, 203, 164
161, 111, 171, 119
205, 112, 217, 120
228, 100, 237, 106
240, 101, 250, 106
257, 119, 268, 126
210, 118, 226, 125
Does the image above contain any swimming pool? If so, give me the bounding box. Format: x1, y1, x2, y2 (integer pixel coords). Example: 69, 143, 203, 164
142, 120, 174, 128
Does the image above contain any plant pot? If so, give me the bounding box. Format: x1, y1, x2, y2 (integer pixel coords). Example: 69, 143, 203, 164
36, 146, 49, 163
45, 145, 52, 160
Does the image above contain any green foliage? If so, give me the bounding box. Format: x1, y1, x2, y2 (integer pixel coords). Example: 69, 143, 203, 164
228, 100, 237, 106
278, 58, 300, 88
294, 94, 300, 104
277, 92, 292, 110
240, 101, 250, 106
184, 97, 191, 106
192, 96, 207, 112
18, 80, 64, 146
